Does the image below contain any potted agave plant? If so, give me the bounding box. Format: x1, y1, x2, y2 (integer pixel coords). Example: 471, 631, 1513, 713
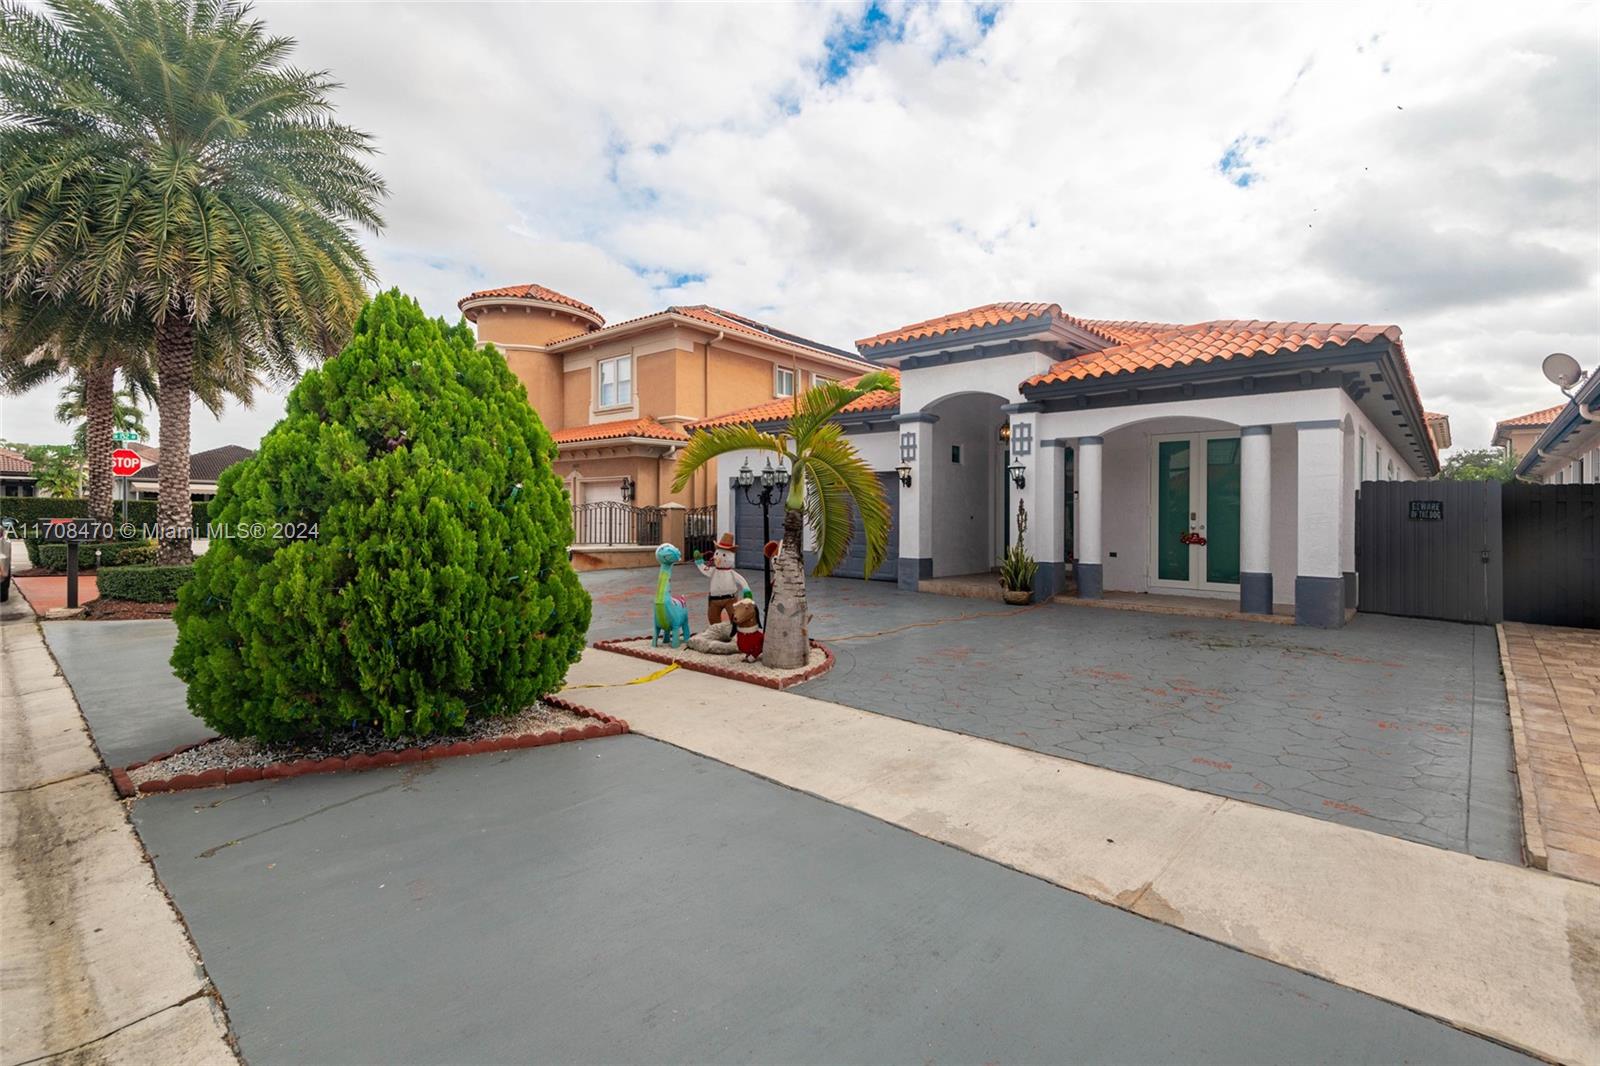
1000, 500, 1038, 605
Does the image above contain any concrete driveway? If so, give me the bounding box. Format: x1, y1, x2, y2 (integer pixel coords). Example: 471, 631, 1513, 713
130, 735, 1527, 1065
582, 568, 1520, 861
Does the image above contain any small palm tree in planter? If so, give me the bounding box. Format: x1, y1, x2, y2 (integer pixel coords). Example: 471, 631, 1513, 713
671, 372, 899, 668
1000, 500, 1038, 605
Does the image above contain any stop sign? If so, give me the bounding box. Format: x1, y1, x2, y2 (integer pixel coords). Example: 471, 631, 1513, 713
111, 448, 143, 477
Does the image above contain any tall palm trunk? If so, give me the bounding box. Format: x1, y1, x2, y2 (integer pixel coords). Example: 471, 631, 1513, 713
761, 506, 809, 668
82, 363, 116, 525
155, 311, 196, 564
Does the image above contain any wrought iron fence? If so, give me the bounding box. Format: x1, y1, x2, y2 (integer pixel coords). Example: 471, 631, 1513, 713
684, 505, 717, 558
570, 502, 662, 547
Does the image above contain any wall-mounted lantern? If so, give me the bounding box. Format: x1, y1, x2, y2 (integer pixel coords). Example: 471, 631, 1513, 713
896, 464, 913, 488
1007, 461, 1027, 490
998, 422, 1012, 445
620, 476, 635, 503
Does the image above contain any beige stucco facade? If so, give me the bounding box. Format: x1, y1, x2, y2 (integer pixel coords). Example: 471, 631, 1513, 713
459, 286, 871, 512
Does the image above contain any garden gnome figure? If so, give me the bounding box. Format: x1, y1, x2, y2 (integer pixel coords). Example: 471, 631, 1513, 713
694, 532, 749, 626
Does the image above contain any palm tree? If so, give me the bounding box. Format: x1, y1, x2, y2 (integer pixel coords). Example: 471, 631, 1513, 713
3, 292, 260, 525
0, 0, 385, 561
56, 380, 148, 452
672, 372, 899, 668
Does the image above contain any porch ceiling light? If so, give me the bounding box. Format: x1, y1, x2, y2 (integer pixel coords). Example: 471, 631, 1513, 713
737, 460, 755, 488
1008, 461, 1026, 490
896, 464, 913, 488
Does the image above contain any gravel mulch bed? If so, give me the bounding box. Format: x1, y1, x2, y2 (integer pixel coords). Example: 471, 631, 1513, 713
125, 700, 609, 792
594, 636, 833, 689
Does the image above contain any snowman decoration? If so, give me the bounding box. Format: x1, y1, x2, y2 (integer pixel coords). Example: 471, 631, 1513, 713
693, 532, 750, 626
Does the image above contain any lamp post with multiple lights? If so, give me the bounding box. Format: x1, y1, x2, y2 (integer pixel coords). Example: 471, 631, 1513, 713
737, 457, 790, 615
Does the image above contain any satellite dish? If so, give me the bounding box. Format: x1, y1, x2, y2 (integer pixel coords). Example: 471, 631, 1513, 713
1542, 352, 1583, 390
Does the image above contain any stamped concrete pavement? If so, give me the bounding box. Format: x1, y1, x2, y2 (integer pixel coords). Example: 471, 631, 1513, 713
581, 568, 1521, 861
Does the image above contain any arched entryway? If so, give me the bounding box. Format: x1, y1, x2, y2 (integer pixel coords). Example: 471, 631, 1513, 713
925, 391, 1010, 579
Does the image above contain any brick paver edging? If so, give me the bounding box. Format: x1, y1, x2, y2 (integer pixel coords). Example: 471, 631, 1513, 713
592, 637, 835, 690
109, 695, 628, 798
1496, 623, 1546, 870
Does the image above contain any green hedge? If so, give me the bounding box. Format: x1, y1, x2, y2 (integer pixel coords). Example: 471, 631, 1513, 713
36, 540, 158, 571
97, 564, 195, 603
0, 498, 212, 564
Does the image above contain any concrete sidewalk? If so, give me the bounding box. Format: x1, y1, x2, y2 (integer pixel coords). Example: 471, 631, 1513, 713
0, 595, 234, 1065
564, 648, 1600, 1065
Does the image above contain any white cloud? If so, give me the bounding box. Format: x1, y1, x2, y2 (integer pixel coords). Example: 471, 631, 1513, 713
2, 0, 1594, 456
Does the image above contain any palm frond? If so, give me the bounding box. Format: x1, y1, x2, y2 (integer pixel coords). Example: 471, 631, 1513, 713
799, 424, 893, 577
670, 423, 787, 494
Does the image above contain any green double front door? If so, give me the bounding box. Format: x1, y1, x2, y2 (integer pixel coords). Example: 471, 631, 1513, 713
1153, 434, 1241, 590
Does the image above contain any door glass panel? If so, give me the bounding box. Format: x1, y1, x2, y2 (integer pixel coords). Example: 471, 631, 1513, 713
1206, 437, 1241, 584
1157, 440, 1191, 581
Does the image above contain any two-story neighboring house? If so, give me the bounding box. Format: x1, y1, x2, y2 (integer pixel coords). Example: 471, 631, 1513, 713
458, 284, 875, 513
1492, 403, 1566, 461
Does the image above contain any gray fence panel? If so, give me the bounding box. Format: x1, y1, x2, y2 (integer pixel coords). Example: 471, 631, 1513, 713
1355, 480, 1499, 624
1503, 483, 1598, 628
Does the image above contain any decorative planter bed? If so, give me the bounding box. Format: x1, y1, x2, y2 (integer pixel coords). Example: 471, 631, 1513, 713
592, 636, 834, 690
111, 694, 627, 798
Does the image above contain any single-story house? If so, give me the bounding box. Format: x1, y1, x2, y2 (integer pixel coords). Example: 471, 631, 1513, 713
0, 446, 37, 496
129, 444, 255, 502
693, 303, 1439, 628
1514, 367, 1599, 485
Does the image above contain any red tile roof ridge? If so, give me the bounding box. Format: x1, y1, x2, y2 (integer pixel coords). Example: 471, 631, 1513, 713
688, 369, 901, 431
459, 283, 602, 322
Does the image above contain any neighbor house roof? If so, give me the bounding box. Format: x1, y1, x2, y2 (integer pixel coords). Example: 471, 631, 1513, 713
0, 446, 34, 476
688, 370, 902, 431
1025, 321, 1402, 386
129, 442, 160, 465
1423, 411, 1452, 451
138, 444, 254, 485
546, 303, 873, 371
457, 283, 603, 323
547, 417, 690, 447
1492, 403, 1566, 446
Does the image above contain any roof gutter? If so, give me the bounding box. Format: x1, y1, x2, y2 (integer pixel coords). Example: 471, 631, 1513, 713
1515, 371, 1600, 478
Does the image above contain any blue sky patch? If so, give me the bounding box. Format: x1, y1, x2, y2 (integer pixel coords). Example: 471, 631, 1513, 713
1217, 134, 1268, 188
820, 2, 903, 85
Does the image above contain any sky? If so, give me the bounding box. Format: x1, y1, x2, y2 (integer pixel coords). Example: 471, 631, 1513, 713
2, 0, 1596, 458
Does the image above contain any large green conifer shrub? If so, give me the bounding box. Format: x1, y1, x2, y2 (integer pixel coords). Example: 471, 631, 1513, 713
172, 291, 590, 741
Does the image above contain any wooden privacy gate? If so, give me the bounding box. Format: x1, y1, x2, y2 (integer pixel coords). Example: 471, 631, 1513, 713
1356, 480, 1598, 627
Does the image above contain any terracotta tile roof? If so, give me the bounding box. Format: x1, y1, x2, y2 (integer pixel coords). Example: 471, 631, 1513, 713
856, 302, 1057, 351
0, 446, 34, 475
1025, 321, 1402, 386
458, 284, 602, 323
1494, 403, 1566, 430
547, 417, 690, 446
689, 369, 902, 430
1076, 319, 1189, 346
548, 304, 870, 368
129, 442, 160, 465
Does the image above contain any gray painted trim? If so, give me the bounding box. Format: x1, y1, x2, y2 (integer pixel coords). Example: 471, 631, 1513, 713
1295, 576, 1345, 628
1240, 425, 1272, 437
1032, 560, 1065, 602
1343, 571, 1358, 610
1040, 438, 1072, 449
1239, 571, 1273, 615
1001, 401, 1044, 413
897, 556, 933, 591
1076, 562, 1104, 599
1296, 419, 1343, 430
892, 412, 941, 425
1078, 435, 1104, 446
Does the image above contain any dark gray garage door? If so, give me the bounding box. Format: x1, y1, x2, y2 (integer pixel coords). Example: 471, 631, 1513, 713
732, 472, 899, 580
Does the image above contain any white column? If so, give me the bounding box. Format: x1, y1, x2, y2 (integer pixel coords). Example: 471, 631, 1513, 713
1295, 419, 1345, 626
1007, 407, 1064, 601
894, 415, 936, 589
1076, 435, 1104, 598
1239, 425, 1273, 614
